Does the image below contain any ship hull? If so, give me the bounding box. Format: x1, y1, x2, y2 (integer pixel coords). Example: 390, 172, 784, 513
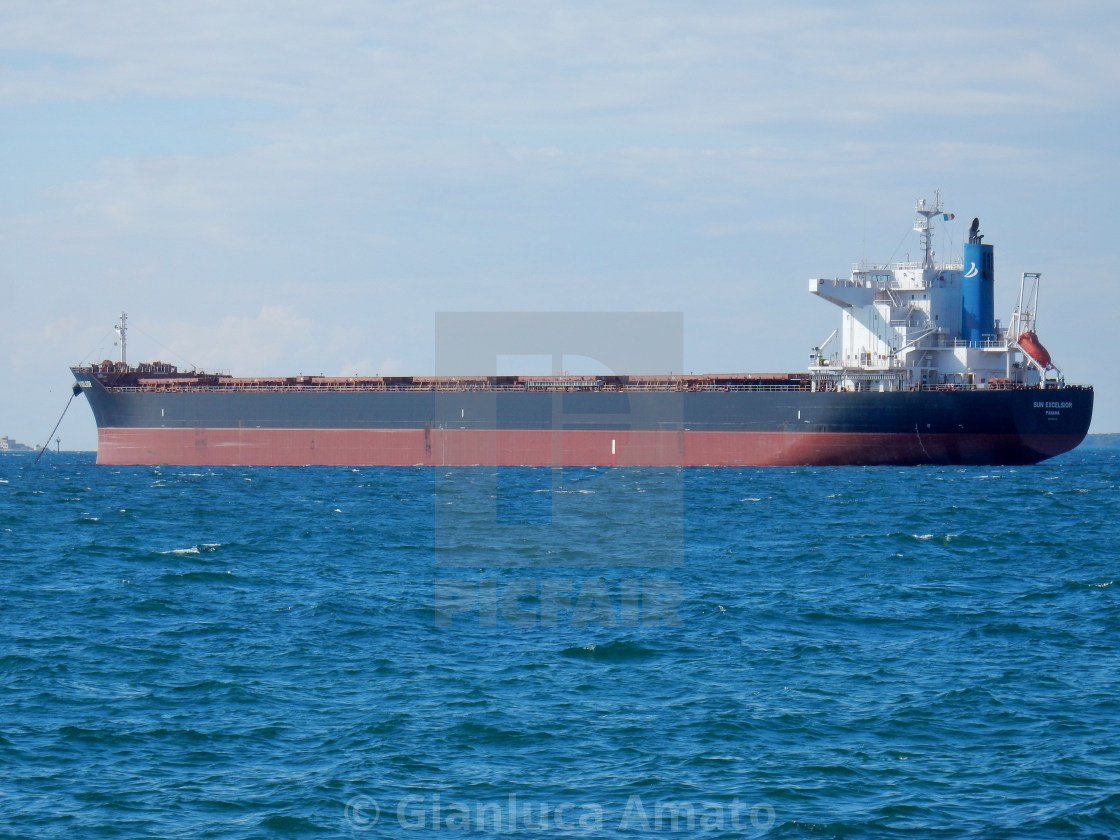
74, 375, 1093, 466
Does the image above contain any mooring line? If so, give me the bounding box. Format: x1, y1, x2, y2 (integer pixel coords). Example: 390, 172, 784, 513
34, 384, 82, 465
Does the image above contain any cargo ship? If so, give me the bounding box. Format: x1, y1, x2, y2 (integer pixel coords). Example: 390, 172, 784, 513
72, 198, 1093, 466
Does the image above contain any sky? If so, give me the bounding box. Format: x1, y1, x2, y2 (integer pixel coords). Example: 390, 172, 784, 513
2, 0, 1118, 451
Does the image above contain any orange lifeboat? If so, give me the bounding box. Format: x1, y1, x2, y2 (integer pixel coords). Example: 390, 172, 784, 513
1018, 331, 1052, 368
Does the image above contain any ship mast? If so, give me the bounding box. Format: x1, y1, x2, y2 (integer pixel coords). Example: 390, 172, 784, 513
913, 191, 944, 271
115, 312, 128, 367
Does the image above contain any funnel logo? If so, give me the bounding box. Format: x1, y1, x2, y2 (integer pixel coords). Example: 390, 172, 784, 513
964, 262, 979, 278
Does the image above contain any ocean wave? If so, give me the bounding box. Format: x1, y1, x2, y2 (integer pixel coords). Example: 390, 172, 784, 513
4, 451, 1120, 840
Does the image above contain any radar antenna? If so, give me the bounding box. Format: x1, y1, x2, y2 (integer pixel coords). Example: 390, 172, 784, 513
115, 312, 128, 367
913, 191, 952, 270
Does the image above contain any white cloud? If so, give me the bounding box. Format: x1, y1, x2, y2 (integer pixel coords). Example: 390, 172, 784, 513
157, 305, 316, 374
4, 1, 1117, 118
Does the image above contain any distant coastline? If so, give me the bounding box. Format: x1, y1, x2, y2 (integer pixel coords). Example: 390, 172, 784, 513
1080, 433, 1120, 449
0, 436, 35, 454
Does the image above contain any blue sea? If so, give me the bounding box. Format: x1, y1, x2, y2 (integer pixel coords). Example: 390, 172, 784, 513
2, 450, 1119, 838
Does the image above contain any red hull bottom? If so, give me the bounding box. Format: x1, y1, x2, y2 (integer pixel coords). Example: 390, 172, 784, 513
94, 427, 1078, 467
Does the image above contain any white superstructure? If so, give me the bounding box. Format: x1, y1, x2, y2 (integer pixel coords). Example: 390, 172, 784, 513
808, 195, 1057, 392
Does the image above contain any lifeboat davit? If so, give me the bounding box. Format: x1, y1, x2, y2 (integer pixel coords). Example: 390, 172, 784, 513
1018, 330, 1052, 368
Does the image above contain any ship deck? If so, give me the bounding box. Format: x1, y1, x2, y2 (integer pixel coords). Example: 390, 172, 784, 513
70, 365, 1092, 395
